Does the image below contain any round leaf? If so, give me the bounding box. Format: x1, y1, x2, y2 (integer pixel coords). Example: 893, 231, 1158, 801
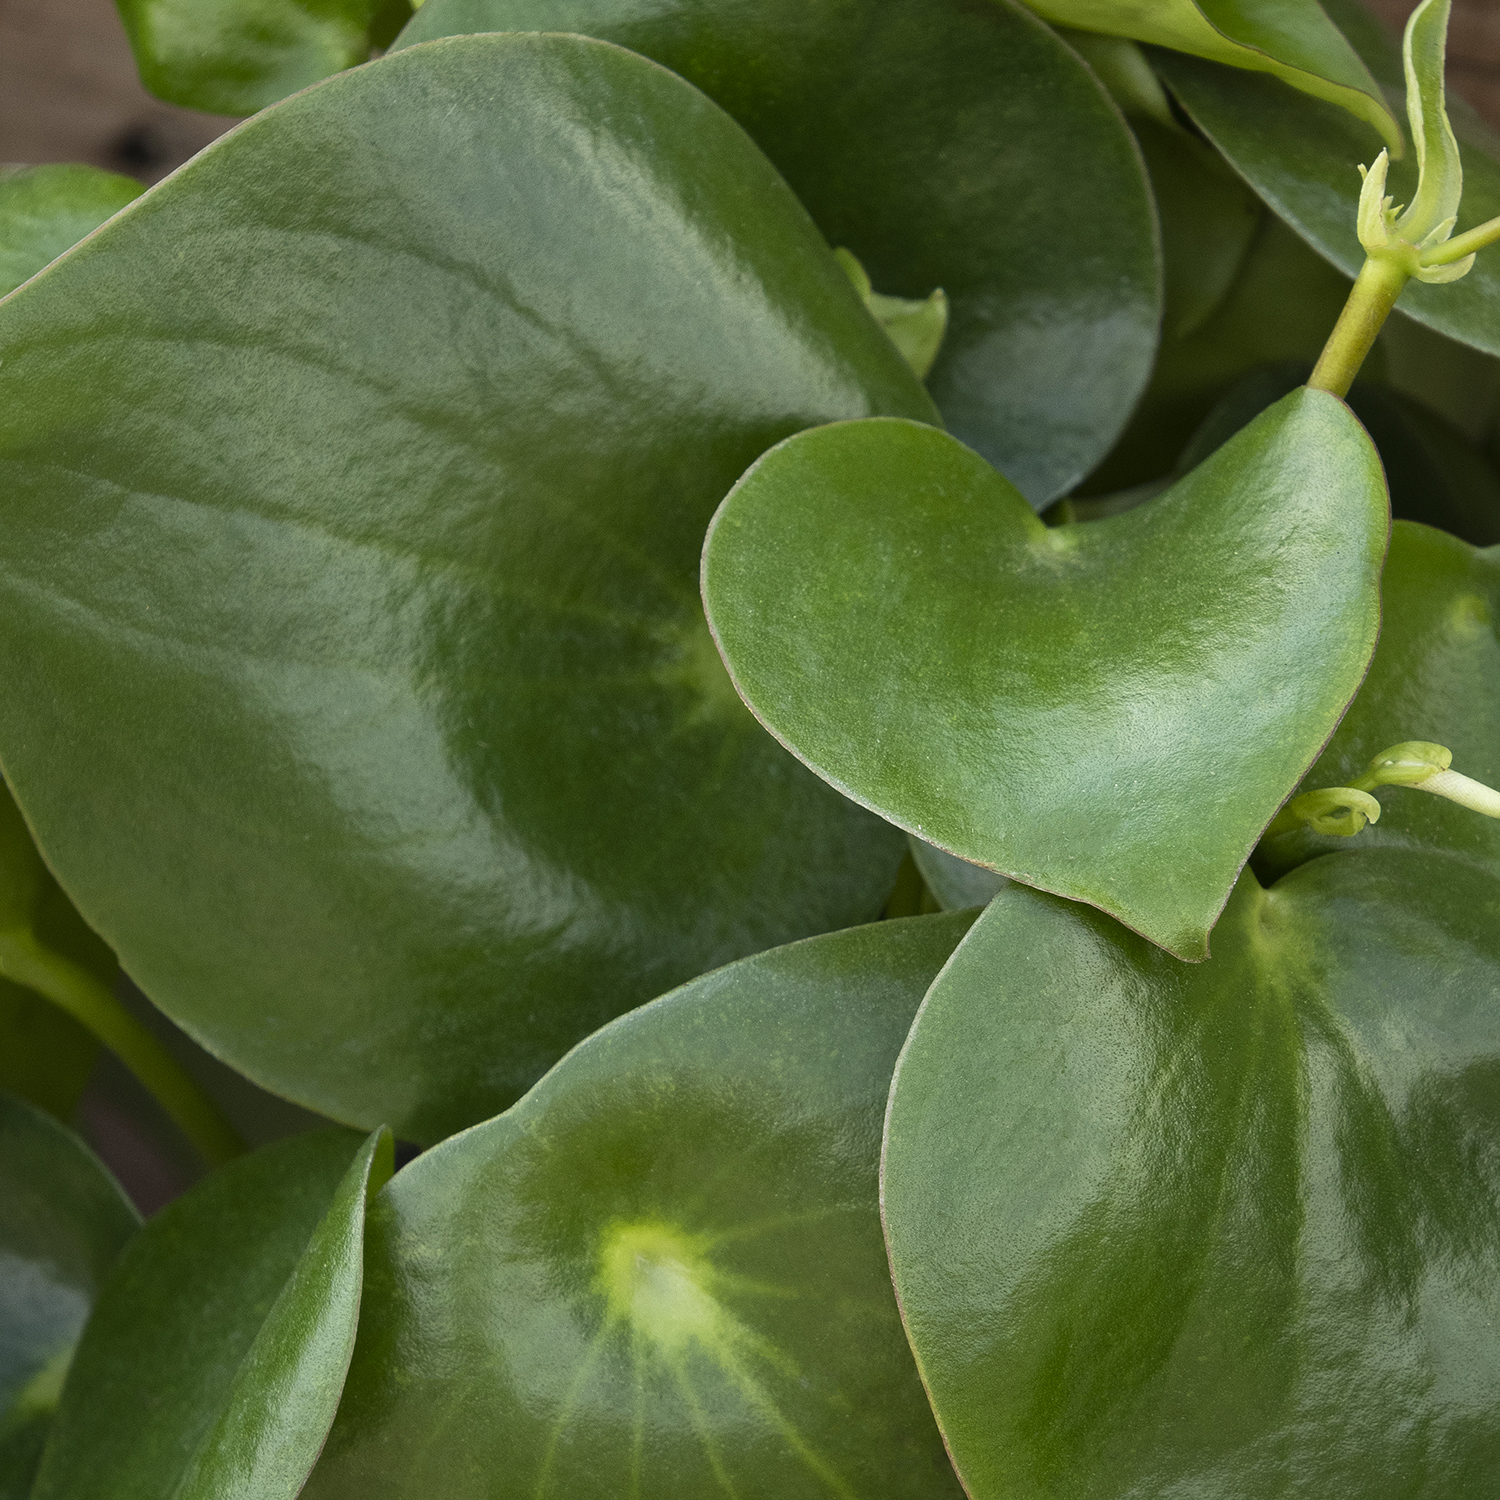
0, 165, 142, 300
33, 1126, 390, 1500
1257, 519, 1500, 877
116, 0, 395, 114
0, 1093, 138, 1500
303, 914, 975, 1500
884, 853, 1500, 1498
0, 34, 927, 1141
396, 0, 1162, 506
702, 392, 1387, 959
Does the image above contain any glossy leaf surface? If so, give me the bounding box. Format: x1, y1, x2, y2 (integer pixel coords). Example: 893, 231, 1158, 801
397, 0, 1160, 505
304, 915, 974, 1500
884, 854, 1500, 1498
0, 1094, 138, 1500
116, 0, 393, 114
0, 34, 927, 1141
703, 393, 1387, 959
0, 166, 142, 299
1157, 41, 1500, 358
1257, 520, 1499, 878
1024, 0, 1399, 148
908, 836, 1005, 913
34, 1126, 389, 1500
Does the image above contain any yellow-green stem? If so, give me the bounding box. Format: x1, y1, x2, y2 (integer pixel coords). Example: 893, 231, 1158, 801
1308, 256, 1410, 398
1422, 210, 1500, 266
0, 930, 245, 1167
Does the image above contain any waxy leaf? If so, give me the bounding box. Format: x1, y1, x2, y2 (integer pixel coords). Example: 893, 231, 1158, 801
0, 1094, 138, 1500
703, 392, 1387, 959
303, 915, 974, 1500
0, 165, 142, 299
1156, 42, 1500, 358
1024, 0, 1400, 150
1258, 520, 1499, 877
884, 853, 1500, 1499
908, 836, 1005, 913
397, 0, 1161, 505
33, 1127, 390, 1500
0, 34, 928, 1141
116, 0, 406, 115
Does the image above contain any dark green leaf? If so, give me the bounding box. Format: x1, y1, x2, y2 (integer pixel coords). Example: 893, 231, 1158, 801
884, 853, 1500, 1498
0, 34, 925, 1142
0, 166, 143, 300
1155, 42, 1500, 359
33, 1127, 390, 1500
115, 0, 393, 115
907, 836, 1005, 912
303, 914, 974, 1500
0, 1092, 138, 1500
0, 981, 96, 1123
1024, 0, 1400, 148
397, 0, 1161, 505
702, 392, 1386, 959
1256, 520, 1499, 878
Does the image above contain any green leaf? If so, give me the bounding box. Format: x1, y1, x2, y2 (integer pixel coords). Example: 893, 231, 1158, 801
303, 914, 973, 1500
115, 0, 394, 115
33, 1127, 390, 1500
0, 34, 926, 1143
0, 981, 97, 1123
0, 166, 142, 300
883, 854, 1500, 1497
1396, 0, 1462, 245
1257, 520, 1500, 879
1155, 33, 1500, 358
907, 836, 1006, 912
0, 1092, 138, 1500
1024, 0, 1401, 151
396, 0, 1161, 506
703, 391, 1387, 960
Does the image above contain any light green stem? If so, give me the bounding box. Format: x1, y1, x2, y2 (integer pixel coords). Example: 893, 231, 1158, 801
1308, 256, 1410, 398
0, 930, 244, 1167
1422, 210, 1500, 266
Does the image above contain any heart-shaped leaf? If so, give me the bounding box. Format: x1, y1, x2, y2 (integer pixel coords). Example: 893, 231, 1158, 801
1023, 0, 1400, 149
0, 1092, 138, 1500
1155, 23, 1500, 359
397, 0, 1161, 506
115, 0, 406, 114
703, 391, 1387, 959
0, 166, 142, 300
884, 852, 1500, 1498
1257, 519, 1499, 878
0, 34, 929, 1142
33, 1126, 390, 1500
303, 914, 974, 1500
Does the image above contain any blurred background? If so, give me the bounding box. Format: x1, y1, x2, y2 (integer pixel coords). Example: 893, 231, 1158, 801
1, 0, 1498, 1213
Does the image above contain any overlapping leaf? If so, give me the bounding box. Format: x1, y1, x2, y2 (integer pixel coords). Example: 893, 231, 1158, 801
1024, 0, 1399, 149
0, 166, 142, 299
115, 0, 412, 115
396, 0, 1161, 505
303, 915, 973, 1500
33, 1127, 389, 1500
0, 1094, 138, 1500
0, 34, 928, 1141
703, 392, 1387, 959
884, 854, 1500, 1498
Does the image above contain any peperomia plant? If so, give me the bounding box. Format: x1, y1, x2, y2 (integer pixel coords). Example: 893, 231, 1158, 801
1, 0, 1498, 1495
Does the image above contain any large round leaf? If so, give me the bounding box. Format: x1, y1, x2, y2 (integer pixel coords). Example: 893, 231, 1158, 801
1154, 37, 1500, 359
702, 392, 1387, 960
1257, 519, 1499, 878
0, 1093, 138, 1500
0, 34, 928, 1141
33, 1126, 390, 1500
884, 853, 1500, 1499
396, 0, 1161, 506
0, 165, 142, 299
303, 914, 974, 1500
